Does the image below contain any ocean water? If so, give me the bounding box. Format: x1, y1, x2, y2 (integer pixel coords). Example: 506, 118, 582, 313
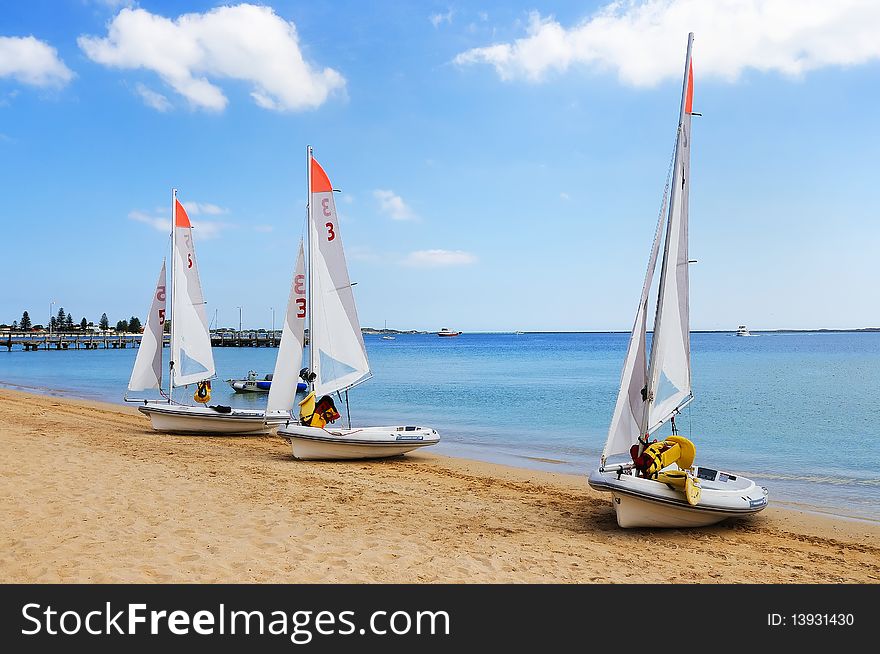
1, 331, 878, 522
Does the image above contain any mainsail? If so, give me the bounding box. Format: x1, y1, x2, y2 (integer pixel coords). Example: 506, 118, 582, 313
308, 152, 371, 397
267, 241, 307, 414
602, 33, 695, 463
170, 195, 215, 388
645, 53, 694, 435
127, 259, 167, 393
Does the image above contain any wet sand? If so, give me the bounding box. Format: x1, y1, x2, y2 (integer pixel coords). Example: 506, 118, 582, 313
1, 388, 877, 583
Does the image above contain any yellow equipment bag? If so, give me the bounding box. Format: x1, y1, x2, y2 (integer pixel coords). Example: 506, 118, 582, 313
665, 435, 696, 469
298, 391, 341, 428
299, 391, 323, 427
194, 380, 211, 404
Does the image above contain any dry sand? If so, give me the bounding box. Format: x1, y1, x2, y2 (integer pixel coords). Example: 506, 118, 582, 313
1, 388, 877, 583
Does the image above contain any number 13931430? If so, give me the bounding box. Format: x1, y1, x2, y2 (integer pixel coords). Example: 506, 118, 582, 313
768, 613, 854, 626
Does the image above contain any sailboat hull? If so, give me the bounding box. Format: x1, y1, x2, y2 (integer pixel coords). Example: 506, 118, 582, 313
588, 465, 768, 528
137, 402, 288, 435
278, 424, 440, 460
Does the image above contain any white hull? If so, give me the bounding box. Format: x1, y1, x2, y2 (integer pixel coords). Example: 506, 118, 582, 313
277, 423, 440, 460
137, 402, 288, 435
588, 465, 768, 528
228, 380, 270, 393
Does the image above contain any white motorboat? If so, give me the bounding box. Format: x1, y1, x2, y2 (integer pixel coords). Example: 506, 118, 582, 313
228, 371, 306, 393
736, 325, 751, 336
587, 33, 768, 528
125, 191, 289, 434
272, 147, 441, 460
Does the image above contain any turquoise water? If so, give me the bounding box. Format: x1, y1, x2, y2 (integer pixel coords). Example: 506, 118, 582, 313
1, 331, 878, 522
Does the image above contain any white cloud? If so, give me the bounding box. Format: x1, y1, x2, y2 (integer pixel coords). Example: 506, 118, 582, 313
135, 83, 171, 111
182, 201, 228, 215
347, 245, 381, 263
430, 10, 455, 28
91, 0, 135, 8
0, 36, 74, 88
78, 4, 346, 112
403, 249, 477, 267
560, 192, 570, 201
129, 208, 230, 238
374, 189, 417, 221
128, 210, 167, 232
454, 1, 880, 86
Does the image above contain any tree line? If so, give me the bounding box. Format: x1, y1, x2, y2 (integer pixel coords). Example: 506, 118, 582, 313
4, 309, 143, 334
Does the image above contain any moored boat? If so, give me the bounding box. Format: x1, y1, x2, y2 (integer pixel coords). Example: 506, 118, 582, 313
273, 147, 441, 460
125, 191, 290, 434
587, 33, 768, 528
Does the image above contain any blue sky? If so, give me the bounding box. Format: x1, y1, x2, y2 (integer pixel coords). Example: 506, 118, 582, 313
1, 0, 878, 332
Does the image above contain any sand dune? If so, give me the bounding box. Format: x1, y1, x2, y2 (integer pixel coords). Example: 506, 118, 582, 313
1, 389, 877, 583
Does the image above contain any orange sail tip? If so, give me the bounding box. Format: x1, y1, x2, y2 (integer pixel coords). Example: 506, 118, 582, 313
174, 199, 192, 228
310, 158, 333, 193
685, 60, 694, 114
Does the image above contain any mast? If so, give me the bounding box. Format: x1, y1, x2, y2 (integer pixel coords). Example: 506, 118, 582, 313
639, 31, 694, 450
168, 187, 177, 403
307, 145, 315, 388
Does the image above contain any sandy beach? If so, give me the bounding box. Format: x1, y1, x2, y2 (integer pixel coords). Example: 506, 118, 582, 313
1, 388, 877, 584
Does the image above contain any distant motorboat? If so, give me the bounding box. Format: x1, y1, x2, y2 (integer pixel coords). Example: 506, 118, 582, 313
437, 328, 462, 337
228, 371, 306, 393
736, 325, 751, 337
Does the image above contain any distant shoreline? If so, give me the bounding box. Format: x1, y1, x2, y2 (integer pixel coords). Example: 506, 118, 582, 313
377, 327, 880, 335
517, 328, 880, 334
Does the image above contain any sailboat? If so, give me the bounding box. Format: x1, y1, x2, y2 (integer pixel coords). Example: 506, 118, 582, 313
381, 320, 396, 340
587, 34, 768, 528
274, 147, 440, 459
126, 191, 289, 434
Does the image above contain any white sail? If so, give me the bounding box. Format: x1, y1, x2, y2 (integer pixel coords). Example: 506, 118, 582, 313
602, 33, 695, 461
308, 153, 371, 397
170, 197, 215, 388
127, 259, 167, 393
603, 204, 667, 462
267, 241, 306, 414
646, 50, 694, 434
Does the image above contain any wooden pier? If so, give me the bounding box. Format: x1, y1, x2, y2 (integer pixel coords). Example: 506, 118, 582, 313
1, 330, 289, 352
